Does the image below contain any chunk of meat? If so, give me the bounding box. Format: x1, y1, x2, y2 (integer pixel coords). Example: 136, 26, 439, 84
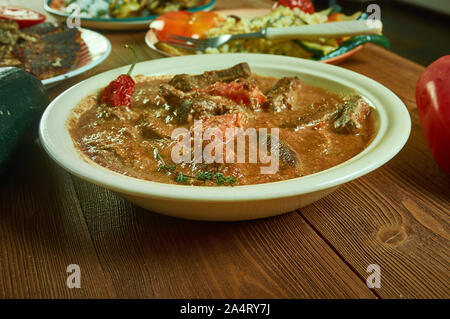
277, 138, 299, 167
0, 20, 37, 67
160, 83, 247, 123
334, 96, 371, 133
169, 62, 251, 91
14, 22, 81, 79
77, 126, 153, 175
201, 112, 247, 129
22, 22, 60, 35
131, 76, 170, 109
261, 133, 299, 168
264, 77, 302, 112
0, 20, 81, 78
279, 102, 341, 129
135, 112, 175, 140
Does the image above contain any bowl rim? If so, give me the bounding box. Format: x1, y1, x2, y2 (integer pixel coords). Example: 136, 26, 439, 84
39, 53, 411, 202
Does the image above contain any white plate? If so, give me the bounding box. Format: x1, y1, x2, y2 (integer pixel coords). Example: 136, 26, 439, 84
39, 54, 411, 221
44, 0, 216, 30
42, 28, 111, 87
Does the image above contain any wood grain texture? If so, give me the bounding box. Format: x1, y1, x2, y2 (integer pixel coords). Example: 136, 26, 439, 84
70, 177, 376, 298
0, 142, 115, 298
340, 44, 424, 110
0, 0, 448, 299
299, 45, 450, 299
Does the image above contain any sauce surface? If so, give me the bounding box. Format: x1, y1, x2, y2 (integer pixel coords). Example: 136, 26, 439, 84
69, 64, 376, 186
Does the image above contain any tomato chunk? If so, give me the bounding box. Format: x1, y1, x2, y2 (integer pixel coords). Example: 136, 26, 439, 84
201, 81, 267, 109
151, 11, 222, 42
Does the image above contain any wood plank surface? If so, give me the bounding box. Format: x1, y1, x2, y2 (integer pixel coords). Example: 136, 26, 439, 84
0, 142, 115, 298
71, 177, 376, 298
298, 46, 450, 299
1, 0, 448, 299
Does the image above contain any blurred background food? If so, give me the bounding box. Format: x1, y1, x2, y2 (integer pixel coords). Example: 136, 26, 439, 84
150, 0, 449, 65
49, 0, 208, 18
152, 5, 388, 60
0, 19, 81, 80
5, 0, 450, 65
314, 0, 450, 65
201, 6, 370, 57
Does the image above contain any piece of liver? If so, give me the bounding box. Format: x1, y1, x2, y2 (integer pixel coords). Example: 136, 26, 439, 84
264, 77, 302, 112
169, 62, 251, 91
334, 96, 372, 133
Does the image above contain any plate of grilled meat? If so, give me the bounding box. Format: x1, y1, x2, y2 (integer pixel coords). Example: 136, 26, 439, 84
45, 0, 216, 30
0, 19, 111, 87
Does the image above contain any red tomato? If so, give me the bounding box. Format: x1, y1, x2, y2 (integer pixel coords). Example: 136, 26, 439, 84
274, 0, 315, 14
151, 11, 221, 42
415, 55, 450, 174
189, 12, 222, 39
0, 6, 46, 29
201, 81, 267, 108
327, 12, 342, 22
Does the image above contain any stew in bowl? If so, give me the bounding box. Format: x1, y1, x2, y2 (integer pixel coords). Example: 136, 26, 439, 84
69, 62, 376, 186
39, 54, 410, 220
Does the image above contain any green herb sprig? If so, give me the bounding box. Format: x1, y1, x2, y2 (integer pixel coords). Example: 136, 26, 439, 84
154, 149, 237, 186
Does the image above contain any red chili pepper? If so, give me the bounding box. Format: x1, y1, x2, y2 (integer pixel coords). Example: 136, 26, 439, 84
101, 45, 137, 107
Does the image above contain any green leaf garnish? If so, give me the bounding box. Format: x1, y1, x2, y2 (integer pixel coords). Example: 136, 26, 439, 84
176, 172, 189, 184
153, 148, 237, 186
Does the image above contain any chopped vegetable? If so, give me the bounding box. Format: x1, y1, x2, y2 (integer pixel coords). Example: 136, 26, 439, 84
316, 35, 390, 61
293, 39, 338, 58
101, 45, 137, 107
309, 10, 390, 61
110, 0, 141, 18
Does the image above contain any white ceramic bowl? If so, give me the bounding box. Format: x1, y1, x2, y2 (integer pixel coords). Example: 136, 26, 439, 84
39, 54, 411, 221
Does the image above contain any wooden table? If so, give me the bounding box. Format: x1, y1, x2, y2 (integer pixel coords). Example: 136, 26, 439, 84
1, 0, 449, 299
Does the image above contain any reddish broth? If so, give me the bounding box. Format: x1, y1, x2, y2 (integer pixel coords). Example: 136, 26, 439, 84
69, 65, 376, 186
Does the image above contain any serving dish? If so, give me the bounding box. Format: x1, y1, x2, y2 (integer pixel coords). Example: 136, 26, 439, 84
39, 53, 411, 221
145, 8, 364, 64
42, 27, 111, 87
44, 0, 216, 30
